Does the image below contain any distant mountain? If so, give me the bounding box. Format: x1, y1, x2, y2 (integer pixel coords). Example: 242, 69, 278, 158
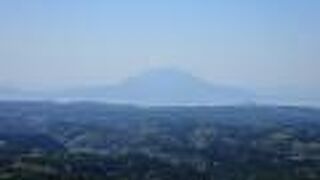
0, 86, 30, 100
0, 86, 46, 101
56, 68, 255, 105
0, 69, 256, 105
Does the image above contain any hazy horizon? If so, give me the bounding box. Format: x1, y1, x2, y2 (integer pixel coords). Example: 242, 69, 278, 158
1, 1, 319, 105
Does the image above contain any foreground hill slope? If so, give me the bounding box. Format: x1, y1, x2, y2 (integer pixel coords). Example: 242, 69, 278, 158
0, 101, 319, 179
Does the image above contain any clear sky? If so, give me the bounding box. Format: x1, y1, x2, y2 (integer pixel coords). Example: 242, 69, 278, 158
0, 1, 319, 102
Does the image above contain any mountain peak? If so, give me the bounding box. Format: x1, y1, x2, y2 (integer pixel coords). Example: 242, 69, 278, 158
0, 68, 255, 105
122, 68, 202, 88
94, 68, 254, 105
139, 68, 195, 78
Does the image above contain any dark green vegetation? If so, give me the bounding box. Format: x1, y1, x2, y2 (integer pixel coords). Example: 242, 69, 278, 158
0, 101, 319, 179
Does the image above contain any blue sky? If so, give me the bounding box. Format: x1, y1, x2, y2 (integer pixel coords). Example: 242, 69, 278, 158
0, 0, 319, 102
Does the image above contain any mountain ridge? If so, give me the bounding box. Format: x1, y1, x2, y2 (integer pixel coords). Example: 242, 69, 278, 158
0, 68, 255, 105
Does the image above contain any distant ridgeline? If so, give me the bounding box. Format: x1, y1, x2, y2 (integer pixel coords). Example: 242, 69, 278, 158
0, 69, 255, 105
